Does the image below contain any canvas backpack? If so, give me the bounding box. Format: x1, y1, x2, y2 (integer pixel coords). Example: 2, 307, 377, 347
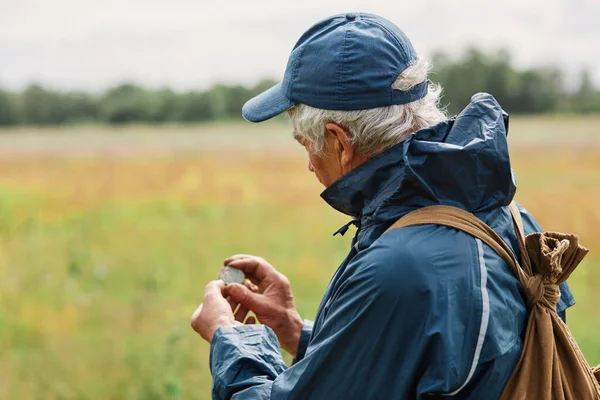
385, 202, 600, 399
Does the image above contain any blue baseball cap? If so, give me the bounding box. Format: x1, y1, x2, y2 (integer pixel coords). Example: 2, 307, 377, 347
242, 13, 427, 123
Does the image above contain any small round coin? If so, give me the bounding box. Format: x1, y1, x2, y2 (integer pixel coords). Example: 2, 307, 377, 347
218, 266, 246, 285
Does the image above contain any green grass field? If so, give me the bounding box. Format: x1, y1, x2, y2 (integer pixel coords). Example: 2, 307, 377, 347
0, 116, 599, 399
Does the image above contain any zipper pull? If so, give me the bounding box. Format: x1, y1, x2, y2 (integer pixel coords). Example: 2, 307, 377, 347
333, 219, 360, 236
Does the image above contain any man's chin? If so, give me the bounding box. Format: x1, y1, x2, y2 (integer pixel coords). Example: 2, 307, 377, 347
318, 178, 332, 188
312, 174, 328, 188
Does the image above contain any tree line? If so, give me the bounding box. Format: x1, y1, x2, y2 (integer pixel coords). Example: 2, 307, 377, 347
0, 48, 598, 126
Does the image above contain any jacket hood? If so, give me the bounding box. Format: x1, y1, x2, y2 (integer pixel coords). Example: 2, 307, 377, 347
321, 93, 516, 247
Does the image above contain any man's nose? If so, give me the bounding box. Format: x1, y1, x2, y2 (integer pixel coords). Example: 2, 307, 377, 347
308, 159, 315, 172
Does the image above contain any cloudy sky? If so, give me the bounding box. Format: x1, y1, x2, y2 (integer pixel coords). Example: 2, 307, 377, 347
1, 0, 599, 91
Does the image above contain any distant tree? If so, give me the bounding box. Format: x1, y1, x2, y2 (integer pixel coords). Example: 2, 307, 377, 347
173, 91, 218, 122
99, 84, 162, 124
484, 49, 521, 111
0, 88, 21, 126
431, 48, 495, 114
3, 50, 599, 128
21, 84, 70, 124
514, 68, 563, 114
205, 85, 238, 119
221, 84, 253, 119
576, 69, 595, 97
152, 88, 180, 122
569, 69, 600, 113
432, 49, 565, 115
61, 92, 100, 123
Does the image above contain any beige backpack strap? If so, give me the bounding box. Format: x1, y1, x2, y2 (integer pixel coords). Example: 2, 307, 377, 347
508, 202, 533, 276
384, 204, 529, 284
508, 202, 525, 241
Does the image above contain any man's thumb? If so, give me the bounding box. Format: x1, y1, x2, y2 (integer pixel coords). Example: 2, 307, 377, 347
227, 284, 265, 311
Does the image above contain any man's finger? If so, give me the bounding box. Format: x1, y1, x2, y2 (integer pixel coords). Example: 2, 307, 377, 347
226, 258, 276, 282
204, 280, 228, 301
245, 316, 256, 324
244, 279, 259, 293
227, 297, 238, 311
235, 304, 250, 323
223, 254, 254, 265
225, 283, 269, 314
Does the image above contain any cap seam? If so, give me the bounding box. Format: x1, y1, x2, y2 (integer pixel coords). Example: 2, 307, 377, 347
289, 44, 308, 99
339, 25, 352, 109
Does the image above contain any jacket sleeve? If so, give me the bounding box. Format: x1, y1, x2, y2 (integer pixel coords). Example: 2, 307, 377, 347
210, 236, 482, 399
292, 320, 314, 364
210, 325, 287, 400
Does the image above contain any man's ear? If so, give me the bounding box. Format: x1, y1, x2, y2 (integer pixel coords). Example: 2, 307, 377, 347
325, 123, 355, 172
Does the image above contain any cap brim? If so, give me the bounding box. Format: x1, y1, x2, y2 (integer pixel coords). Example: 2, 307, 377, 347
242, 82, 296, 122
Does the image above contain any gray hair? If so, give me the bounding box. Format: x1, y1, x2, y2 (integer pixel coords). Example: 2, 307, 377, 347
286, 56, 447, 157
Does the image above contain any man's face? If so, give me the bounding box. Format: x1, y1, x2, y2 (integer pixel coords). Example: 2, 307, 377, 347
294, 123, 369, 188
295, 133, 343, 188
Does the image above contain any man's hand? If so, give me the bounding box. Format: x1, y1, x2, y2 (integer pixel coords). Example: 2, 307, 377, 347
190, 280, 242, 342
223, 255, 304, 357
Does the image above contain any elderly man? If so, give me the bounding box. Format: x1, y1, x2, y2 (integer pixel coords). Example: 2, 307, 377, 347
190, 13, 575, 399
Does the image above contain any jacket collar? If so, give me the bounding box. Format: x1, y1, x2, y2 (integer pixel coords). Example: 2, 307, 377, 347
319, 93, 516, 248
320, 141, 405, 219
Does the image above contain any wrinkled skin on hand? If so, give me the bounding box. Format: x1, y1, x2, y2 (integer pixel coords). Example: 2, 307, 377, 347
223, 254, 304, 357
190, 280, 242, 342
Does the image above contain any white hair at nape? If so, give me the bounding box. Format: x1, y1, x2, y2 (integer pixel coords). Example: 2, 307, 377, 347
286, 56, 447, 157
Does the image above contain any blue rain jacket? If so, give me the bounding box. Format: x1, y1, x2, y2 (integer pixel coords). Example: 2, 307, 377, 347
209, 93, 575, 399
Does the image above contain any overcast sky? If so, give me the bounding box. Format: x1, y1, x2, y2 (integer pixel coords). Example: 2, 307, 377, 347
1, 0, 599, 91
